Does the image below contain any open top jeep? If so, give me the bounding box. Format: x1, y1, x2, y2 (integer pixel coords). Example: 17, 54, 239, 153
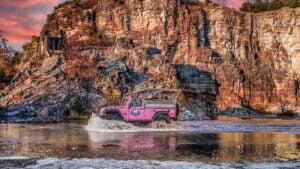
99, 89, 182, 123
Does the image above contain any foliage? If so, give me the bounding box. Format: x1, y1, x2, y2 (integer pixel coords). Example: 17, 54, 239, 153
277, 111, 298, 117
0, 29, 19, 87
63, 35, 98, 81
63, 34, 98, 113
0, 30, 15, 59
240, 0, 300, 13
0, 68, 5, 81
80, 0, 100, 9
11, 52, 22, 65
54, 0, 80, 10
70, 97, 86, 115
276, 101, 298, 117
114, 0, 125, 4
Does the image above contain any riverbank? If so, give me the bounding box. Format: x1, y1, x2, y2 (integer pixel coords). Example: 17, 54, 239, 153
1, 157, 300, 169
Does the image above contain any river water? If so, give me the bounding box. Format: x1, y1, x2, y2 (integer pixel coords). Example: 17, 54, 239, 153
0, 116, 299, 163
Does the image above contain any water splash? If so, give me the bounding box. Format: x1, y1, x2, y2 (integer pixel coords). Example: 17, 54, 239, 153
85, 114, 182, 132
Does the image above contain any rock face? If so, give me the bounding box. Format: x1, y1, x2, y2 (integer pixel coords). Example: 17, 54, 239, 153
1, 0, 300, 121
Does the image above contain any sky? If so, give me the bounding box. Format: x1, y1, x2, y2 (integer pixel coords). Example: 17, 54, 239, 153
0, 0, 246, 51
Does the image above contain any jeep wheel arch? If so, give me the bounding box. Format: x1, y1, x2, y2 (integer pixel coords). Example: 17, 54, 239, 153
102, 109, 123, 120
153, 112, 170, 123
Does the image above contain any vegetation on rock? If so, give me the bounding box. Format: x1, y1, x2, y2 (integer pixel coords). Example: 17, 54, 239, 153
240, 0, 300, 13
63, 35, 98, 117
114, 0, 125, 4
0, 30, 22, 89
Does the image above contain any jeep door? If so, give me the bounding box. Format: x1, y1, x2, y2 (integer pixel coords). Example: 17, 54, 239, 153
128, 98, 145, 121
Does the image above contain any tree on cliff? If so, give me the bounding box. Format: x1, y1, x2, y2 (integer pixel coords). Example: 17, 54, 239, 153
240, 0, 300, 13
0, 30, 19, 88
63, 35, 98, 115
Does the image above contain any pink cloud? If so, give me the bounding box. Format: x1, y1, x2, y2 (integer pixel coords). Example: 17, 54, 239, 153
226, 0, 246, 9
0, 0, 63, 43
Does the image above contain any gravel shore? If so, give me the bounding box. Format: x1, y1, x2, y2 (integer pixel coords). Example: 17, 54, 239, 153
1, 157, 300, 169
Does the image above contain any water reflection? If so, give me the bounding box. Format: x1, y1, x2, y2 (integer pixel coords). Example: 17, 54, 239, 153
0, 123, 299, 162
87, 131, 300, 162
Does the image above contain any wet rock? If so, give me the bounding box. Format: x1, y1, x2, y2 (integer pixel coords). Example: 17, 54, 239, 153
223, 107, 256, 117
178, 108, 198, 121
178, 107, 210, 121
6, 110, 22, 117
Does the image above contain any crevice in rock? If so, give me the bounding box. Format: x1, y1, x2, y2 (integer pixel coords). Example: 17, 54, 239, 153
194, 15, 203, 47
295, 79, 299, 100
164, 1, 169, 36
126, 11, 132, 31
166, 40, 179, 64
266, 69, 274, 103
227, 13, 235, 50
173, 0, 179, 28
249, 15, 255, 48
254, 52, 260, 66
201, 10, 210, 48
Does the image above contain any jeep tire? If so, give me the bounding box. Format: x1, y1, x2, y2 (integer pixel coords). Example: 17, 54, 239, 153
154, 113, 170, 123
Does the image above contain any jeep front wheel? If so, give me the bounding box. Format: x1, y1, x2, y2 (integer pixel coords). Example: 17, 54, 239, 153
154, 113, 170, 124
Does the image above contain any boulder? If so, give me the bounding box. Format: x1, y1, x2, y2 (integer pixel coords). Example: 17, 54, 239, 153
6, 110, 22, 117
41, 56, 60, 73
178, 107, 210, 121
223, 107, 256, 117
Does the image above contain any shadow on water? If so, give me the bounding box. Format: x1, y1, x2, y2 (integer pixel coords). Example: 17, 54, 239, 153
0, 123, 300, 163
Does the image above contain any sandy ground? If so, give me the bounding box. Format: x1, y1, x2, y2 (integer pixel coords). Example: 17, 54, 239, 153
1, 157, 300, 169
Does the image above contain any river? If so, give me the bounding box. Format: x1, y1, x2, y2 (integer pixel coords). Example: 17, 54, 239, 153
0, 116, 299, 164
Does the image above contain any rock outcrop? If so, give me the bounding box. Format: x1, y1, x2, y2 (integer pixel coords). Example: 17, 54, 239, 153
1, 0, 299, 121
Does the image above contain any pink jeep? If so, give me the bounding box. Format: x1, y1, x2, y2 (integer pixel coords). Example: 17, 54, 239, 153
99, 89, 181, 123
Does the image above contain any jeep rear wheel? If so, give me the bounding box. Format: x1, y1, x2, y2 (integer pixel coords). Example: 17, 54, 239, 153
154, 113, 170, 124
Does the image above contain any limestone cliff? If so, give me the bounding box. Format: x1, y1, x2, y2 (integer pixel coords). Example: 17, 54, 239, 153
1, 0, 299, 121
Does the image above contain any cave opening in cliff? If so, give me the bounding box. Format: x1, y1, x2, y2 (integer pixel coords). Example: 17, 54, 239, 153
47, 37, 64, 51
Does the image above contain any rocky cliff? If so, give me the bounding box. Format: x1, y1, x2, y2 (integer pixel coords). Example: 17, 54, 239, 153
0, 0, 299, 121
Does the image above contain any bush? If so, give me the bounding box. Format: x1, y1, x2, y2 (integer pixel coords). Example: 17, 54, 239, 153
240, 0, 300, 13
11, 52, 22, 65
114, 0, 125, 4
70, 97, 86, 115
276, 101, 298, 117
277, 110, 298, 117
54, 0, 80, 10
0, 68, 4, 81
